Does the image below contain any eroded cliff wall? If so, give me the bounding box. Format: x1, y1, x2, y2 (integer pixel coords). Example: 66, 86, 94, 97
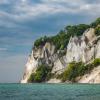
21, 28, 100, 83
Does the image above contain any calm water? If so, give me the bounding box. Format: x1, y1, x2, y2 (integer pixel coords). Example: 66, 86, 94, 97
0, 84, 100, 100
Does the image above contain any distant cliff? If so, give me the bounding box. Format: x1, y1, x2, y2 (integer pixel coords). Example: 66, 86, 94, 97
21, 18, 100, 83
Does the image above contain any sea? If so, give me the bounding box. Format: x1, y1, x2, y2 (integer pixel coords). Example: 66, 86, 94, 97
0, 83, 100, 100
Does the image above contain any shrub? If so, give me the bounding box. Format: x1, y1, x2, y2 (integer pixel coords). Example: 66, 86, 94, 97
28, 73, 35, 82
61, 62, 84, 82
34, 36, 49, 47
46, 73, 55, 81
65, 24, 90, 36
28, 65, 52, 83
59, 58, 100, 82
93, 58, 100, 66
90, 17, 100, 28
95, 26, 100, 36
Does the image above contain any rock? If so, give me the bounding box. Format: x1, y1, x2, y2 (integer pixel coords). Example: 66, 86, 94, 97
78, 66, 100, 83
47, 78, 61, 83
96, 40, 100, 58
66, 36, 86, 63
84, 28, 96, 42
51, 57, 66, 74
66, 28, 98, 63
21, 42, 56, 83
21, 28, 100, 83
20, 51, 38, 83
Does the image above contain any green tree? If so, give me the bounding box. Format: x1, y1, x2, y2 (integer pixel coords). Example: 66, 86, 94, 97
65, 24, 90, 36
90, 17, 100, 28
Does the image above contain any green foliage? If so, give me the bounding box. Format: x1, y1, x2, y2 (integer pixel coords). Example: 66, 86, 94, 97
93, 58, 100, 66
34, 36, 49, 47
95, 25, 100, 35
59, 58, 100, 82
90, 17, 100, 28
34, 18, 100, 51
34, 24, 90, 50
51, 31, 69, 50
28, 58, 100, 83
90, 17, 100, 36
61, 62, 84, 82
34, 30, 69, 51
29, 18, 100, 83
28, 73, 35, 82
28, 65, 52, 83
65, 24, 90, 36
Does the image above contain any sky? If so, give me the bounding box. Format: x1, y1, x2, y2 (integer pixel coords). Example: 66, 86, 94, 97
0, 0, 100, 83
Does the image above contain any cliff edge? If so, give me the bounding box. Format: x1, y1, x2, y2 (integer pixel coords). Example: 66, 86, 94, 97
21, 18, 100, 83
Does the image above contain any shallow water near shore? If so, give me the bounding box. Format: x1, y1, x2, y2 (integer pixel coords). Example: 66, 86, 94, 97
0, 83, 100, 100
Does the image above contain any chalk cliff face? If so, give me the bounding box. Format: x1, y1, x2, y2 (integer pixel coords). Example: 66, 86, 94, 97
78, 65, 100, 83
21, 28, 100, 83
66, 28, 97, 63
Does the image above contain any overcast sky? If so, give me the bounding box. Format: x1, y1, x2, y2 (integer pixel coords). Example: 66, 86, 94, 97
0, 0, 100, 83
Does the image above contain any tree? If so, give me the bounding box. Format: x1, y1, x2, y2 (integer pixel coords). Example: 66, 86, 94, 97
90, 17, 100, 28
65, 24, 90, 36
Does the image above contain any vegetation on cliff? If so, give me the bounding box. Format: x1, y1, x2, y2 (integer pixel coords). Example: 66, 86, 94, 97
28, 58, 100, 83
57, 58, 100, 82
28, 64, 52, 83
28, 18, 100, 83
34, 18, 100, 50
91, 17, 100, 35
34, 24, 89, 50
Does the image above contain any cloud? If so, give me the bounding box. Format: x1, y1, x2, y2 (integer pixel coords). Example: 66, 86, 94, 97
0, 0, 100, 52
0, 0, 100, 83
0, 47, 7, 51
0, 0, 100, 50
0, 0, 99, 35
15, 0, 100, 17
0, 0, 100, 24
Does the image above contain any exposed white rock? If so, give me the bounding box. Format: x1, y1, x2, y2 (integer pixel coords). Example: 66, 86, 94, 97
66, 36, 86, 63
21, 51, 38, 83
96, 40, 100, 58
52, 58, 65, 74
66, 28, 97, 63
21, 28, 100, 83
21, 42, 56, 83
47, 78, 61, 83
78, 66, 100, 83
84, 28, 96, 42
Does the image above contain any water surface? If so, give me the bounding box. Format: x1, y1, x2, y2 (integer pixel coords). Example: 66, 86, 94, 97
0, 83, 100, 100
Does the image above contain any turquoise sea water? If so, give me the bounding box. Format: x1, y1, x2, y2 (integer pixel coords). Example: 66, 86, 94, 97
0, 84, 100, 100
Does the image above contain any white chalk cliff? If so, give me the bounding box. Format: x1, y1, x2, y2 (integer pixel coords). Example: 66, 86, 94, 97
21, 28, 100, 83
